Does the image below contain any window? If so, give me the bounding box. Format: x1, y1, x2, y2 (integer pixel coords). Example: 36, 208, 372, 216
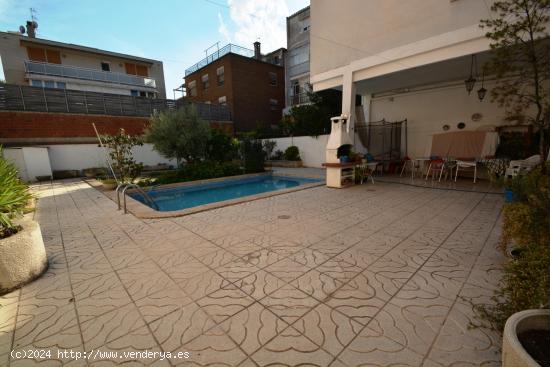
139, 91, 146, 97
125, 63, 149, 77
188, 81, 197, 97
269, 72, 277, 86
44, 80, 55, 88
31, 79, 42, 87
270, 98, 279, 110
101, 62, 111, 72
201, 74, 209, 90
56, 82, 66, 89
216, 67, 225, 86
130, 90, 139, 97
218, 96, 227, 105
291, 81, 300, 96
26, 47, 61, 64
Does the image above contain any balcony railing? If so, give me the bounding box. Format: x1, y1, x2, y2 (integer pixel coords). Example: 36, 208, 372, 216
290, 92, 311, 106
287, 61, 309, 78
185, 44, 255, 76
0, 84, 231, 120
24, 61, 156, 89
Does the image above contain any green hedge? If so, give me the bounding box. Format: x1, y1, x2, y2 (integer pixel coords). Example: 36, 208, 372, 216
155, 161, 243, 185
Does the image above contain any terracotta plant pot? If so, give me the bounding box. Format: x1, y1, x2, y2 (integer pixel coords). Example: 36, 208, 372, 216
503, 309, 550, 367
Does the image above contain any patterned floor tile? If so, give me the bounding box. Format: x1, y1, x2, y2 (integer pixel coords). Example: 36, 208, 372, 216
117, 261, 177, 302
250, 326, 334, 367
259, 285, 319, 324
149, 303, 215, 353
80, 303, 145, 351
264, 258, 310, 283
290, 269, 343, 302
219, 303, 288, 355
241, 249, 282, 269
324, 285, 386, 326
178, 270, 229, 301
171, 326, 247, 366
232, 270, 286, 301
196, 285, 254, 323
73, 272, 132, 322
338, 327, 424, 367
135, 286, 194, 323
293, 303, 363, 357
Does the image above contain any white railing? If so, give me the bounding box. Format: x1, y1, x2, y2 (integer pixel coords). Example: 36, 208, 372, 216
24, 61, 156, 88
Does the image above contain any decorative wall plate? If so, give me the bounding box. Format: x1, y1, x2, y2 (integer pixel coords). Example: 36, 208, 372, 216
472, 113, 482, 121
457, 122, 466, 129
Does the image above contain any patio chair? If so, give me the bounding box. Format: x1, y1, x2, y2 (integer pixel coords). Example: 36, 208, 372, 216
425, 158, 449, 182
400, 156, 420, 178
455, 160, 477, 183
505, 155, 541, 179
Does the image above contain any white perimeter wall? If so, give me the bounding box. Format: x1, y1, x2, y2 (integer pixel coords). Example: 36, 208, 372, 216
264, 134, 367, 168
46, 143, 175, 171
5, 143, 174, 181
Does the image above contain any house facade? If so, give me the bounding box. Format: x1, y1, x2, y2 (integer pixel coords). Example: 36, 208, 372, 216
184, 43, 285, 133
0, 27, 166, 98
310, 0, 512, 159
285, 6, 311, 111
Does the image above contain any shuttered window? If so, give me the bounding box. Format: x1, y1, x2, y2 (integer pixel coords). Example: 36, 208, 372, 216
125, 62, 148, 77
27, 47, 61, 64
27, 47, 47, 62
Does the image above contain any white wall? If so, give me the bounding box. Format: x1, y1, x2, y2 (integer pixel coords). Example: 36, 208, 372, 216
5, 143, 174, 181
370, 82, 507, 158
47, 143, 175, 171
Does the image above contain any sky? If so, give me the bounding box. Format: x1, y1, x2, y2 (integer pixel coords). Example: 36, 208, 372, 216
0, 0, 309, 98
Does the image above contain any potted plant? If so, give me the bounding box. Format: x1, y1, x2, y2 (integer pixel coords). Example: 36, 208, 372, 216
100, 178, 117, 190
503, 309, 550, 367
0, 149, 47, 294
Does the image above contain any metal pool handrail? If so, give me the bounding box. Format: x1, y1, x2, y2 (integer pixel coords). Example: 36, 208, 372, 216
116, 183, 159, 213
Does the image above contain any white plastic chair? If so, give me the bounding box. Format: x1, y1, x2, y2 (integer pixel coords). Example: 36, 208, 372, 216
505, 155, 541, 178
455, 160, 478, 183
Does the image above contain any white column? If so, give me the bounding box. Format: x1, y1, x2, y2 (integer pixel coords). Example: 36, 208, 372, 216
341, 70, 356, 133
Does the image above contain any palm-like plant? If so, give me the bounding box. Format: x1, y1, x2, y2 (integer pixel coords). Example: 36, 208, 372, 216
0, 148, 33, 238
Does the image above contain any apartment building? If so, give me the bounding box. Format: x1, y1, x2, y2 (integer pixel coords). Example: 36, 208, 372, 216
0, 22, 166, 98
310, 0, 509, 159
285, 6, 311, 111
183, 42, 285, 133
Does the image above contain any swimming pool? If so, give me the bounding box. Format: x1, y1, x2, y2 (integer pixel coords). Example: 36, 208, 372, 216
129, 174, 322, 212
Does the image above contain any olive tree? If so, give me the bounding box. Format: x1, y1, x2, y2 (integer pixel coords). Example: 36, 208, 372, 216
481, 0, 550, 172
145, 106, 211, 166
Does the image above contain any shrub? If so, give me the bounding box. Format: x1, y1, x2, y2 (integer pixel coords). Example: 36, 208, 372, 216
262, 140, 277, 160
476, 166, 550, 331
0, 149, 33, 238
272, 150, 284, 160
101, 129, 143, 183
206, 129, 235, 163
241, 139, 265, 173
156, 161, 242, 185
145, 106, 211, 165
283, 146, 301, 161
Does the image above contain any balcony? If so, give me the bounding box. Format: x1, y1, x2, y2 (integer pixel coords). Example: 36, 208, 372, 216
24, 61, 156, 89
185, 44, 254, 76
290, 92, 311, 106
288, 61, 309, 78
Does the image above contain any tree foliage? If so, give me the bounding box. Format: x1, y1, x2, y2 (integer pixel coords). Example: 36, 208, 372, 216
145, 106, 211, 165
481, 0, 550, 171
205, 128, 235, 163
0, 147, 33, 238
101, 129, 143, 183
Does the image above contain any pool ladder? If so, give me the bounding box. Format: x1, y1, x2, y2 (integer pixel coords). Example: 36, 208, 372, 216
116, 183, 159, 214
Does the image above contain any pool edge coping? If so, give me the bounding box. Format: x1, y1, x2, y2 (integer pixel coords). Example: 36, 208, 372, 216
88, 171, 325, 219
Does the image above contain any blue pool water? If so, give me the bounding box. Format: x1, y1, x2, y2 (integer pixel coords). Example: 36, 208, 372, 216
130, 175, 321, 212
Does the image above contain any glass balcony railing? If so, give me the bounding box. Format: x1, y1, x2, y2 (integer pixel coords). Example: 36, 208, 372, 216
24, 61, 156, 88
185, 44, 255, 76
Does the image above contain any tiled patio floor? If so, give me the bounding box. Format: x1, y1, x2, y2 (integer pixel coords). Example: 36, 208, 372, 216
1, 179, 505, 366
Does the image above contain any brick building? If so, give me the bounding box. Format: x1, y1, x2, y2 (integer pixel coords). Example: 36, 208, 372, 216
183, 42, 285, 133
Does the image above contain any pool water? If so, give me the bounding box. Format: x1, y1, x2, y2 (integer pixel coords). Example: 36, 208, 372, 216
130, 175, 321, 212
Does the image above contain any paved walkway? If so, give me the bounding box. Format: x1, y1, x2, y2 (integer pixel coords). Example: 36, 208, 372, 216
1, 179, 505, 366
